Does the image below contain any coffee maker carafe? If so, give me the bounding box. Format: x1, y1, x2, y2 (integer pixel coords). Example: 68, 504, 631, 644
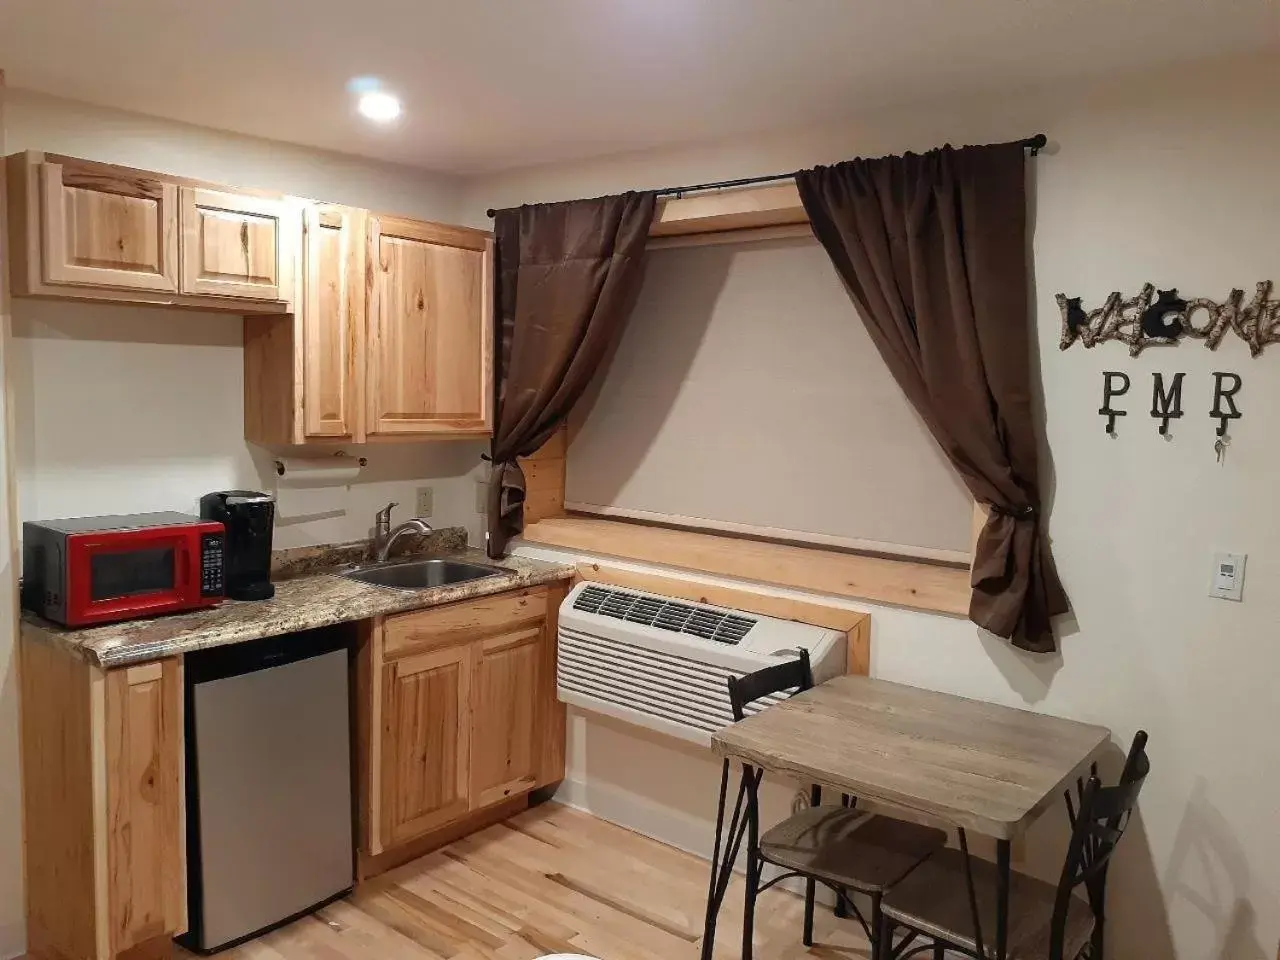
199, 491, 275, 600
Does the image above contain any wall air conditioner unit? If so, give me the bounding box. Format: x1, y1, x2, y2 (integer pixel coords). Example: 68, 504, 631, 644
557, 582, 846, 746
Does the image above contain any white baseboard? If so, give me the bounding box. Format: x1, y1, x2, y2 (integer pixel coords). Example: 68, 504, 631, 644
553, 773, 717, 862
0, 920, 25, 960
552, 774, 840, 907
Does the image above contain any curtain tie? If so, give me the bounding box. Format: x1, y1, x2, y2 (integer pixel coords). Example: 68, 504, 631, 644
987, 502, 1036, 519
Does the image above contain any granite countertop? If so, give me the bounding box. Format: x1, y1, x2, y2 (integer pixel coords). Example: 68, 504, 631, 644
21, 531, 575, 669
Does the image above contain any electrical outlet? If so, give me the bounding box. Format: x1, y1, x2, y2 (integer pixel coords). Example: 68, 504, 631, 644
415, 486, 433, 518
475, 479, 488, 513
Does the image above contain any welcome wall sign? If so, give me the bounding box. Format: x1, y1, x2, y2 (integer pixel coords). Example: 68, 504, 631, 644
1056, 281, 1280, 357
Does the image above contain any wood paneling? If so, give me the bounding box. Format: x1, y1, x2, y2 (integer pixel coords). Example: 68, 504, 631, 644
527, 516, 971, 616
180, 187, 288, 301
104, 660, 185, 953
366, 215, 493, 437
536, 581, 569, 788
471, 628, 542, 806
381, 646, 473, 846
19, 638, 101, 960
382, 587, 548, 659
518, 426, 568, 525
650, 182, 808, 237
302, 204, 365, 440
576, 562, 871, 677
38, 157, 179, 292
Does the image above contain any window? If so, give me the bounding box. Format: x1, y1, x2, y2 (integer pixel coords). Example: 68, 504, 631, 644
565, 234, 974, 563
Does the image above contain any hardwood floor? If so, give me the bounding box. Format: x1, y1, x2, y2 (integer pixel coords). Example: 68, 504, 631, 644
202, 803, 874, 960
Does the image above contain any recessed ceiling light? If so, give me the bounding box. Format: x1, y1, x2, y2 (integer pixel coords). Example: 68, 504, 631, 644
358, 91, 401, 123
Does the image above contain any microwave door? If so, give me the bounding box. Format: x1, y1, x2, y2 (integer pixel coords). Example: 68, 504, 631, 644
69, 531, 194, 624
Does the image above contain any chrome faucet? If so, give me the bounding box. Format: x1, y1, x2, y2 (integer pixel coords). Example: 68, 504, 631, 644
373, 501, 433, 562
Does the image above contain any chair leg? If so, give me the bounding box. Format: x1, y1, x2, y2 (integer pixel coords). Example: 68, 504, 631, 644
933, 944, 946, 959
1090, 916, 1105, 959
802, 878, 816, 946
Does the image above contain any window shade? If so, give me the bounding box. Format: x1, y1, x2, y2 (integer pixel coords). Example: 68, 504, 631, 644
565, 236, 974, 561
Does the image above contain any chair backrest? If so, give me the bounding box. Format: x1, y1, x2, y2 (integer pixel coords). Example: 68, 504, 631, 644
1048, 731, 1150, 959
726, 649, 813, 722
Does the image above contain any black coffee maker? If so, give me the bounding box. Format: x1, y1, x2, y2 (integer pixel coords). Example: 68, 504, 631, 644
199, 491, 276, 600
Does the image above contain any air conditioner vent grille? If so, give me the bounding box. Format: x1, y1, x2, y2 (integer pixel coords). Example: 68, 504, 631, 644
573, 585, 756, 645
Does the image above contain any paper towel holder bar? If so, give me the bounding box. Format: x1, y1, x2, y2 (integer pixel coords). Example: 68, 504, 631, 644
274, 452, 368, 477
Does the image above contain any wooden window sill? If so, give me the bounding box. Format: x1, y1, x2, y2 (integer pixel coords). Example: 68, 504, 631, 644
520, 516, 971, 617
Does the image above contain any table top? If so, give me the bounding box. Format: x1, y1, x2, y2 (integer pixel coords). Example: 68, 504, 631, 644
711, 674, 1111, 840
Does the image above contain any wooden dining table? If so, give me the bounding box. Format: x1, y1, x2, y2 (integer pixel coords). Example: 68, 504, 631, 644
704, 674, 1111, 960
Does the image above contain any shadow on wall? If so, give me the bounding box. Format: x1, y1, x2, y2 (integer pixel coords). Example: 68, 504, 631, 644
1164, 778, 1274, 960
1007, 737, 1177, 958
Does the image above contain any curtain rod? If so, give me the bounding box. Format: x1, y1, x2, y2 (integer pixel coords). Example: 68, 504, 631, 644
484, 134, 1047, 218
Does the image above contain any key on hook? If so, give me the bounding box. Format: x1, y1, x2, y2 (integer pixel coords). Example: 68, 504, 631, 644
1214, 435, 1230, 464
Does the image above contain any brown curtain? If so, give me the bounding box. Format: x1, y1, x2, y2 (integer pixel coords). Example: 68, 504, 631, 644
487, 192, 657, 558
796, 143, 1067, 652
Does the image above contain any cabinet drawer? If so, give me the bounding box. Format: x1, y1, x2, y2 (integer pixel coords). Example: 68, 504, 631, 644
383, 588, 548, 659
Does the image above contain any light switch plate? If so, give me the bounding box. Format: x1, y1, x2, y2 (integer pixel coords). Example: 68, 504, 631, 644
415, 486, 433, 518
1210, 551, 1246, 601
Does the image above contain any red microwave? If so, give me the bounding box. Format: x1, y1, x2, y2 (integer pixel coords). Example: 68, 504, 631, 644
21, 512, 226, 627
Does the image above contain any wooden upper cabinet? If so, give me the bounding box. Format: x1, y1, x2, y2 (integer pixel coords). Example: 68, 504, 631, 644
243, 202, 364, 445
302, 204, 365, 440
366, 216, 493, 438
36, 156, 180, 293
180, 187, 291, 301
6, 151, 290, 312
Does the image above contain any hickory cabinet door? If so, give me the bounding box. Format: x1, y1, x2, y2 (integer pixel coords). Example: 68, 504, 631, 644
180, 187, 290, 301
366, 215, 493, 438
470, 625, 544, 808
301, 204, 365, 440
379, 645, 473, 846
38, 157, 180, 292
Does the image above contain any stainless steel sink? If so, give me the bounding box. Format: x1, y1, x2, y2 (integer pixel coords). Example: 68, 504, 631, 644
341, 558, 509, 590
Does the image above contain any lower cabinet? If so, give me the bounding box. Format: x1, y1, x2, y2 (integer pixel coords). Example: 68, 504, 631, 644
20, 643, 185, 960
361, 584, 567, 861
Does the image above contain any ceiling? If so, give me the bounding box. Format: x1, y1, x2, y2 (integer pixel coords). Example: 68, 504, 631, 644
1, 0, 1276, 175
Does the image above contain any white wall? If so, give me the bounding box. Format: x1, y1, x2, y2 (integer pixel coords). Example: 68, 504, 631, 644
0, 91, 485, 959
472, 52, 1280, 959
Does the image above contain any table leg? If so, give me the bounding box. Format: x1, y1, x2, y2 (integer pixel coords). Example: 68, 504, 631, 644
700, 760, 731, 960
742, 766, 762, 960
957, 829, 987, 960
995, 839, 1011, 960
700, 761, 759, 960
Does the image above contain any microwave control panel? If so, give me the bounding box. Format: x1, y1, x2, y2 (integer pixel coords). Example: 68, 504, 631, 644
201, 532, 226, 598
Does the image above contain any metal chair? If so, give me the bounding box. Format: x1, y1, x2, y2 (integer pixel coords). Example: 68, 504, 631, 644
879, 731, 1151, 960
708, 652, 947, 960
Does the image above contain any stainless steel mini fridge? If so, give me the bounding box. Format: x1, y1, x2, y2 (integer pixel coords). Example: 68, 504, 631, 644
181, 626, 354, 953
